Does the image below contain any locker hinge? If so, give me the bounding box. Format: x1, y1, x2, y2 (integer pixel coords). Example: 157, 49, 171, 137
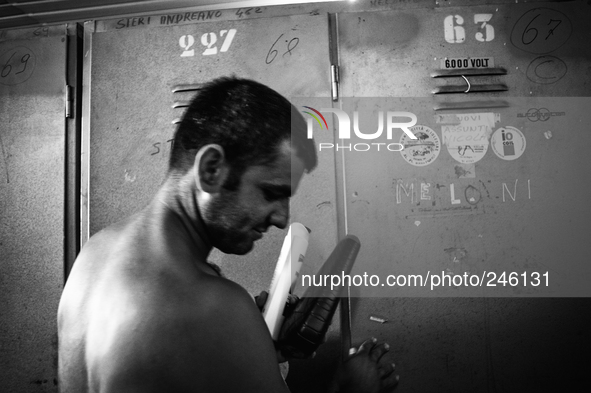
331, 64, 339, 102
65, 85, 72, 118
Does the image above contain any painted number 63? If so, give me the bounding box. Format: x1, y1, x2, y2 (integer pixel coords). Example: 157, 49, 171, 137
444, 14, 495, 43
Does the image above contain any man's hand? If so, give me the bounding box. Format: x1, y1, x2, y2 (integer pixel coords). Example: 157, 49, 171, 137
254, 291, 299, 314
336, 337, 399, 393
254, 290, 269, 312
254, 291, 318, 362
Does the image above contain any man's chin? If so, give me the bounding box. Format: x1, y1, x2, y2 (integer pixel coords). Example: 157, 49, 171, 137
218, 239, 255, 255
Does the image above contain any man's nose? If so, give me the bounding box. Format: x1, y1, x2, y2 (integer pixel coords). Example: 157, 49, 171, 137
269, 199, 289, 230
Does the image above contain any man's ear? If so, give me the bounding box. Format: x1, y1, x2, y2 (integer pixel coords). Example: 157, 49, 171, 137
193, 144, 229, 193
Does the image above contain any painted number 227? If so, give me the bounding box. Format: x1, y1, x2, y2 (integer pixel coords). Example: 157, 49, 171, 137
444, 14, 495, 43
179, 29, 237, 57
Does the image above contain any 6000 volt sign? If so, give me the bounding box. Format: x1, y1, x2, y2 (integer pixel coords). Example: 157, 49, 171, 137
441, 57, 494, 70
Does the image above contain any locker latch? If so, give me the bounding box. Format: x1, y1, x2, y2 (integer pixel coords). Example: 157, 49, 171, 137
331, 64, 339, 102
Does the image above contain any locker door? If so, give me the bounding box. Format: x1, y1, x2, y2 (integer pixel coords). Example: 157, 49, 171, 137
335, 2, 591, 392
84, 11, 335, 297
0, 26, 67, 393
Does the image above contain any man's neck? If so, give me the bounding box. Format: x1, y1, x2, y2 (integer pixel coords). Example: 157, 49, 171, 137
154, 173, 212, 264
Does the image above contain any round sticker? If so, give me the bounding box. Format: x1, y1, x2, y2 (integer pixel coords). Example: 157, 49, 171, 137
491, 126, 526, 160
447, 143, 488, 164
399, 125, 441, 166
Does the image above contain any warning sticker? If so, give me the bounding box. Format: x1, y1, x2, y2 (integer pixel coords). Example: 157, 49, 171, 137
440, 57, 494, 70
491, 126, 526, 160
400, 125, 441, 167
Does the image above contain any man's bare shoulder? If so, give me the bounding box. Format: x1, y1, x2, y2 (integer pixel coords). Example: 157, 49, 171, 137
182, 272, 256, 311
148, 273, 268, 349
60, 211, 290, 392
100, 271, 289, 392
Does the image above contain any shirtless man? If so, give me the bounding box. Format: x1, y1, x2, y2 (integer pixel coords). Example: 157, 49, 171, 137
58, 77, 398, 392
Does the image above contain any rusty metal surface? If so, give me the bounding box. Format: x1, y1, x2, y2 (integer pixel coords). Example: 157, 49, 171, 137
338, 97, 591, 297
336, 1, 591, 295
338, 2, 591, 97
332, 1, 591, 391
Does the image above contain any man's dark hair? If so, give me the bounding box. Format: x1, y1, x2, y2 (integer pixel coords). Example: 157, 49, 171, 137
168, 77, 317, 189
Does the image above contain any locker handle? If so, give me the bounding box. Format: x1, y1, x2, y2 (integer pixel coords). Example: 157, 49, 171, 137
432, 83, 508, 95
172, 101, 190, 109
433, 100, 510, 111
171, 84, 202, 93
431, 67, 507, 78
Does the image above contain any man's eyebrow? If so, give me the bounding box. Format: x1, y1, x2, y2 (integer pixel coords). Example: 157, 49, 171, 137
260, 183, 293, 197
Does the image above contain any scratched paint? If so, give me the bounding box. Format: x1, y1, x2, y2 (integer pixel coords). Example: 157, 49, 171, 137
124, 170, 136, 183
369, 315, 388, 323
444, 247, 467, 263
454, 164, 475, 179
0, 133, 9, 183
339, 11, 419, 50
316, 201, 332, 209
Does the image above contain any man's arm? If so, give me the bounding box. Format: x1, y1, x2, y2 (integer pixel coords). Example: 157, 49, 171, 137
146, 278, 397, 393
255, 291, 399, 393
169, 278, 291, 393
